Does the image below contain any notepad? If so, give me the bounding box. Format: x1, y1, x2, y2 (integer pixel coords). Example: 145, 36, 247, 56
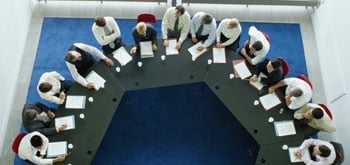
288, 147, 310, 163
188, 42, 207, 61
166, 39, 179, 55
112, 47, 132, 66
274, 120, 296, 137
47, 141, 67, 158
213, 47, 226, 63
140, 41, 154, 58
55, 115, 75, 130
65, 95, 86, 109
85, 70, 106, 91
259, 93, 281, 111
233, 60, 251, 79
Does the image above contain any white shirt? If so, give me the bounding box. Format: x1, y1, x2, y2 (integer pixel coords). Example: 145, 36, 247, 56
189, 12, 217, 48
162, 7, 190, 43
216, 19, 242, 46
284, 77, 312, 109
299, 139, 336, 165
248, 26, 270, 65
92, 16, 121, 46
65, 43, 107, 87
37, 71, 65, 104
18, 131, 53, 165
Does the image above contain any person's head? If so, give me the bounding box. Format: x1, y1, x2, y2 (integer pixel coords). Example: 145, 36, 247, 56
227, 18, 239, 29
251, 41, 263, 51
38, 82, 52, 93
305, 108, 324, 119
30, 135, 43, 149
314, 145, 331, 157
24, 109, 38, 122
136, 22, 147, 36
200, 14, 213, 25
174, 5, 185, 17
289, 87, 303, 97
267, 59, 281, 72
65, 51, 81, 63
95, 16, 106, 27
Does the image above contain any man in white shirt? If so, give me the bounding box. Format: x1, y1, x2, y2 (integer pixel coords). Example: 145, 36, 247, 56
189, 12, 217, 51
65, 43, 114, 89
162, 5, 190, 50
240, 26, 270, 66
294, 139, 336, 165
37, 71, 72, 105
216, 18, 242, 52
18, 131, 66, 164
92, 16, 124, 55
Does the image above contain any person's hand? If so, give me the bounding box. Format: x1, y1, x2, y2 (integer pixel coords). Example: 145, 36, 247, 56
196, 46, 204, 51
240, 48, 247, 56
104, 58, 114, 66
268, 87, 275, 94
53, 155, 66, 163
58, 124, 67, 132
152, 44, 158, 51
130, 47, 137, 54
192, 37, 198, 43
47, 110, 55, 119
163, 40, 169, 47
250, 75, 258, 82
175, 42, 181, 49
294, 149, 302, 159
87, 83, 95, 90
216, 42, 222, 48
59, 92, 65, 99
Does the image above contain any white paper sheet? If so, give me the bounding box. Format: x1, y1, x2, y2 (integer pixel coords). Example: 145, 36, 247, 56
85, 70, 106, 91
274, 120, 296, 137
250, 81, 264, 91
112, 47, 132, 66
187, 42, 207, 60
47, 141, 67, 158
140, 41, 154, 58
259, 93, 281, 111
233, 61, 251, 79
55, 115, 75, 130
288, 147, 311, 163
213, 48, 226, 63
166, 39, 179, 55
65, 95, 86, 109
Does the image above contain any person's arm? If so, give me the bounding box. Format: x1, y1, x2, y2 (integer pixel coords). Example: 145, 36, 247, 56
293, 104, 309, 119
38, 91, 64, 105
132, 29, 141, 47
216, 20, 224, 43
189, 14, 198, 38
178, 12, 190, 44
203, 20, 217, 48
161, 8, 171, 40
74, 43, 107, 60
150, 26, 158, 45
28, 154, 54, 165
65, 61, 88, 87
260, 69, 283, 86
320, 121, 337, 133
268, 79, 285, 93
50, 71, 65, 81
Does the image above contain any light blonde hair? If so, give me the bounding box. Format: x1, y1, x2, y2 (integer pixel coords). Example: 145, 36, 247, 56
136, 22, 147, 34
228, 18, 239, 28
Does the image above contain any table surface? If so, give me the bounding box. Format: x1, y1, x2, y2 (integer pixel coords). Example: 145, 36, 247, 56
51, 39, 305, 164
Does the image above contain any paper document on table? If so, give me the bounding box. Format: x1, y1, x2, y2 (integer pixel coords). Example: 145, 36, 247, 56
233, 61, 251, 79
140, 41, 154, 58
112, 47, 132, 66
232, 59, 245, 78
274, 120, 296, 137
166, 39, 179, 55
259, 93, 281, 111
250, 81, 264, 91
55, 115, 75, 130
188, 42, 207, 60
85, 70, 106, 91
213, 48, 226, 63
47, 141, 67, 158
65, 95, 86, 109
288, 147, 310, 163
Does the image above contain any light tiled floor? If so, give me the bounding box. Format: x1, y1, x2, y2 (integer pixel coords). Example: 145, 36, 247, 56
1, 2, 326, 164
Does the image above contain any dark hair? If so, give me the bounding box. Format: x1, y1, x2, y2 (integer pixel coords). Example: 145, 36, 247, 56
270, 59, 282, 69
201, 14, 213, 24
291, 88, 303, 97
39, 82, 52, 93
252, 41, 263, 51
65, 51, 75, 62
175, 5, 185, 15
312, 108, 324, 119
95, 16, 106, 27
24, 109, 38, 121
319, 145, 331, 157
30, 135, 43, 148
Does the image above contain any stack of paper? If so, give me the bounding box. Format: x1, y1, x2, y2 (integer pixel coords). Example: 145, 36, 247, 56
47, 141, 67, 157
65, 95, 86, 109
55, 115, 76, 130
112, 47, 132, 66
187, 42, 207, 60
274, 120, 296, 137
288, 147, 310, 163
85, 71, 106, 91
233, 60, 251, 79
213, 48, 226, 63
166, 39, 179, 55
259, 93, 281, 111
140, 41, 154, 58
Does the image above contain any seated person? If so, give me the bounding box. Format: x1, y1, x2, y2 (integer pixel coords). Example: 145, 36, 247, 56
189, 12, 216, 51
216, 18, 242, 52
249, 58, 284, 87
240, 26, 270, 66
65, 43, 114, 89
294, 103, 336, 136
18, 131, 66, 164
130, 22, 158, 54
268, 77, 312, 110
294, 138, 336, 165
92, 16, 124, 55
37, 71, 72, 104
22, 102, 67, 136
162, 5, 190, 49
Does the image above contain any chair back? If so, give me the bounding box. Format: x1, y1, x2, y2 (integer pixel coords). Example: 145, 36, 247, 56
318, 103, 333, 120
330, 141, 344, 165
137, 13, 156, 23
261, 32, 270, 43
12, 133, 26, 154
296, 74, 313, 89
277, 57, 290, 76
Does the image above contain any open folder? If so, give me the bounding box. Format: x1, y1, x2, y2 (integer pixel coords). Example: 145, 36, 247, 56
140, 41, 154, 58
112, 47, 132, 66
259, 93, 281, 111
65, 95, 86, 109
55, 115, 76, 130
85, 70, 106, 91
233, 60, 251, 79
212, 47, 226, 63
274, 120, 296, 137
166, 39, 179, 55
47, 141, 67, 158
188, 42, 207, 61
288, 147, 310, 163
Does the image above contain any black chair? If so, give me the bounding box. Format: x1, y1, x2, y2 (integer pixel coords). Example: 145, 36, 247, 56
330, 141, 344, 165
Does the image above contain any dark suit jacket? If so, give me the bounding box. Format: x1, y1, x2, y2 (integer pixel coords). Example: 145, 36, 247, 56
22, 102, 57, 136
132, 24, 158, 48
253, 59, 284, 86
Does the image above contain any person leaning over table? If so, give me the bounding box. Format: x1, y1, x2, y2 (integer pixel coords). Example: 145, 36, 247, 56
294, 103, 336, 137
37, 71, 73, 105
268, 77, 312, 110
130, 22, 158, 54
189, 12, 217, 51
22, 102, 67, 136
240, 26, 270, 66
65, 43, 114, 90
162, 5, 190, 50
294, 138, 336, 165
18, 131, 66, 165
216, 18, 242, 52
249, 58, 284, 87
